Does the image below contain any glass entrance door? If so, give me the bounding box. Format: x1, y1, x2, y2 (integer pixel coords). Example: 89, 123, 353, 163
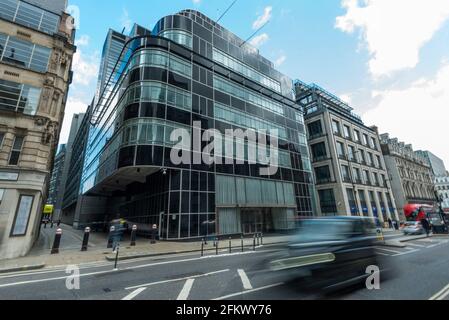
241, 208, 264, 234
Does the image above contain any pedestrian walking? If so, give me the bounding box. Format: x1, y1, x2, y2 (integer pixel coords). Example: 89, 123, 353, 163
421, 218, 431, 237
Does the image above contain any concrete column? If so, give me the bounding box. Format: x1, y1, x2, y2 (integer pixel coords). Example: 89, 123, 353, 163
364, 189, 374, 218
381, 192, 393, 221
374, 192, 384, 224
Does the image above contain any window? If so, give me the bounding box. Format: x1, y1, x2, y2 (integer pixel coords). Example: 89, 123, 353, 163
337, 142, 345, 158
341, 165, 351, 182
214, 75, 284, 115
159, 30, 193, 48
359, 150, 366, 164
307, 120, 323, 138
380, 174, 386, 187
332, 120, 341, 135
347, 188, 358, 215
367, 152, 374, 166
362, 133, 369, 146
315, 166, 331, 183
9, 135, 24, 165
10, 194, 34, 237
376, 155, 382, 168
318, 189, 337, 214
129, 49, 192, 78
371, 137, 378, 150
0, 132, 4, 149
348, 145, 356, 161
0, 79, 41, 115
353, 168, 361, 182
354, 130, 360, 142
213, 48, 281, 92
373, 172, 379, 186
343, 125, 351, 139
311, 142, 327, 161
363, 170, 371, 185
0, 0, 59, 35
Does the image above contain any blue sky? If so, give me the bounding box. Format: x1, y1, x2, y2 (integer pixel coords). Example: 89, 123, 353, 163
64, 0, 449, 167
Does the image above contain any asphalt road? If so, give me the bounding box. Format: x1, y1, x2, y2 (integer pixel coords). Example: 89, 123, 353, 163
0, 236, 448, 301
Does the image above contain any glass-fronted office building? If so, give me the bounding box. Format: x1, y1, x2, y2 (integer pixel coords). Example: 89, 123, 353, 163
79, 10, 314, 239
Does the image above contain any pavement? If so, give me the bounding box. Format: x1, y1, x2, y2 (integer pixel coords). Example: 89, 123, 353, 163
0, 224, 402, 274
0, 234, 448, 300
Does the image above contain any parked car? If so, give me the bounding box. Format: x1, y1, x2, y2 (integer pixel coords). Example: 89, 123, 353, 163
402, 221, 424, 235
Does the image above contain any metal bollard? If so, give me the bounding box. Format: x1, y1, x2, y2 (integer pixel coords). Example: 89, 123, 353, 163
229, 237, 232, 254
257, 233, 260, 246
241, 234, 244, 252
50, 221, 54, 228
113, 243, 120, 270
253, 234, 256, 251
130, 225, 137, 246
215, 237, 219, 255
107, 226, 115, 248
201, 238, 204, 257
81, 227, 91, 252
261, 232, 263, 245
51, 228, 62, 254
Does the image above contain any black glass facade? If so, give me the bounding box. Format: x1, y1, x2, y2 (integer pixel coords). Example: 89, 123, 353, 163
80, 10, 314, 239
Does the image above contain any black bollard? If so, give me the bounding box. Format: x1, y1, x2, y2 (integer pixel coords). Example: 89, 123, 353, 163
114, 244, 120, 270
253, 234, 256, 251
241, 234, 244, 252
107, 226, 115, 249
81, 227, 90, 252
50, 220, 54, 228
261, 233, 263, 245
201, 238, 204, 257
257, 233, 260, 246
130, 225, 137, 246
51, 228, 62, 254
229, 237, 232, 254
215, 237, 219, 255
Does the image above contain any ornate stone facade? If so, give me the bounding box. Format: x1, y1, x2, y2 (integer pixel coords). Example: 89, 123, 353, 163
0, 1, 76, 259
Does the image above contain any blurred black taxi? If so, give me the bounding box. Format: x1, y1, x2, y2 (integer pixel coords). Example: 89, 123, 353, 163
269, 216, 390, 292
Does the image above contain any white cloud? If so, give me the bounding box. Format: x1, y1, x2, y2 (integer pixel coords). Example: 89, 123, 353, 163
249, 33, 269, 48
59, 98, 88, 144
336, 0, 449, 77
339, 94, 352, 105
120, 8, 132, 33
274, 55, 287, 67
75, 35, 90, 47
253, 6, 272, 30
363, 62, 449, 165
192, 0, 201, 4
71, 49, 100, 86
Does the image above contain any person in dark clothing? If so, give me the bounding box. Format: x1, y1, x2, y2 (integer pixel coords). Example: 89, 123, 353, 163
421, 218, 431, 237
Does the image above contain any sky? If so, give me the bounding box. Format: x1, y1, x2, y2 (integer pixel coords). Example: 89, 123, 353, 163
64, 0, 449, 168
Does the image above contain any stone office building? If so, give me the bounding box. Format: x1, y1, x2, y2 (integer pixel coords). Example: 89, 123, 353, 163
0, 0, 75, 259
73, 10, 314, 239
296, 80, 399, 222
380, 134, 436, 218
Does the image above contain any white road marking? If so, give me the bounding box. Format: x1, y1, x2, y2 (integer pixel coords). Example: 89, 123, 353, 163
125, 269, 229, 290
406, 243, 425, 248
213, 283, 284, 300
177, 279, 195, 300
375, 252, 390, 256
122, 287, 147, 300
0, 269, 121, 288
430, 283, 449, 300
237, 269, 253, 290
392, 249, 420, 257
374, 247, 403, 254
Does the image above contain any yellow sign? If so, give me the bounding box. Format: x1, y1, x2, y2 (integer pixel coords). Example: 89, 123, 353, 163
43, 204, 54, 215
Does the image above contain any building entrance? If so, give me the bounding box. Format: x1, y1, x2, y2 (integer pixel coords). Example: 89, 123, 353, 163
241, 208, 274, 234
